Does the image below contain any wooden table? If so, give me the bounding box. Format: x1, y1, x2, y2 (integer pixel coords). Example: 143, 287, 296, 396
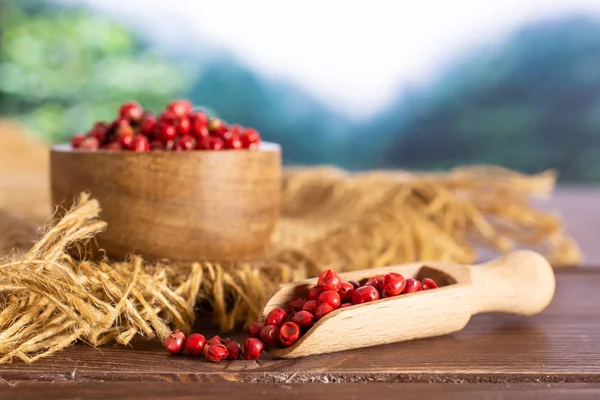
1, 188, 600, 399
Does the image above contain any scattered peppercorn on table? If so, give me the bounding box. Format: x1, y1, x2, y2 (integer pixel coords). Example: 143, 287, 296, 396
1, 188, 599, 399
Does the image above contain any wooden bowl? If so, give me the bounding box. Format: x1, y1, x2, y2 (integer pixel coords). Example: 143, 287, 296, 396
50, 143, 281, 262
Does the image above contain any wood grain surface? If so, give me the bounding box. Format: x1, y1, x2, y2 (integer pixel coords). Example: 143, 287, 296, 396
50, 144, 282, 261
2, 382, 600, 400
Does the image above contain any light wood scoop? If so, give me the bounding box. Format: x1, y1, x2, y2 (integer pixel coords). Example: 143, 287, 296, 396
261, 250, 555, 358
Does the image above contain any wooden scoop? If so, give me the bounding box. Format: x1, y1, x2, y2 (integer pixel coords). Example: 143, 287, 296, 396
261, 250, 555, 358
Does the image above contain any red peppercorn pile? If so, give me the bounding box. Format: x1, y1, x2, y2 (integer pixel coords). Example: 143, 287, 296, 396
69, 100, 262, 151
164, 270, 439, 361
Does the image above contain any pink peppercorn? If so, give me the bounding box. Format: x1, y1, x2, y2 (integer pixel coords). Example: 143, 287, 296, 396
403, 278, 423, 294
352, 285, 380, 305
318, 270, 342, 292
265, 308, 287, 327
243, 338, 265, 360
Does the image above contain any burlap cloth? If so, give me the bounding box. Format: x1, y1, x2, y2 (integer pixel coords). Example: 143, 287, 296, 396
0, 120, 581, 363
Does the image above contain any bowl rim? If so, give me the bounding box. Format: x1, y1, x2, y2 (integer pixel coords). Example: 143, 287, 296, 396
51, 141, 281, 153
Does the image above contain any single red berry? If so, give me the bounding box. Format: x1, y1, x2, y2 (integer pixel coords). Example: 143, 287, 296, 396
193, 125, 210, 139
421, 278, 438, 290
352, 285, 380, 305
167, 100, 193, 118
315, 303, 334, 319
243, 338, 265, 360
340, 303, 352, 308
196, 136, 210, 150
224, 135, 243, 149
402, 278, 422, 294
365, 277, 384, 294
164, 330, 186, 354
260, 324, 280, 347
383, 272, 406, 296
103, 142, 122, 151
288, 298, 306, 312
79, 136, 100, 150
174, 135, 196, 151
301, 300, 318, 314
119, 133, 134, 150
318, 270, 342, 292
119, 101, 143, 122
175, 117, 191, 136
307, 286, 321, 301
190, 111, 209, 137
279, 322, 301, 347
339, 282, 355, 302
229, 124, 243, 134
359, 275, 379, 284
132, 135, 150, 152
242, 127, 259, 137
318, 290, 341, 309
207, 335, 225, 346
215, 125, 230, 138
70, 134, 85, 148
196, 136, 224, 150
92, 121, 109, 133
226, 340, 242, 360
205, 343, 228, 363
157, 123, 177, 143
89, 122, 109, 143
291, 310, 314, 328
241, 128, 261, 149
184, 333, 206, 356
348, 280, 360, 290
140, 112, 157, 136
159, 110, 178, 124
248, 322, 264, 339
265, 308, 287, 327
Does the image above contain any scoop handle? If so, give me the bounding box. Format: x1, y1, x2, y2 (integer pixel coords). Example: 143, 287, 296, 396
470, 250, 555, 316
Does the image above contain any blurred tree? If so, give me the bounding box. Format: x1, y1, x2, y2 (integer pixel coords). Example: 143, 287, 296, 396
380, 16, 600, 181
0, 0, 6, 104
188, 57, 352, 165
0, 0, 189, 142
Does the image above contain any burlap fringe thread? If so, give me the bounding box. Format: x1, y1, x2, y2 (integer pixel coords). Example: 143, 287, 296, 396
0, 166, 581, 363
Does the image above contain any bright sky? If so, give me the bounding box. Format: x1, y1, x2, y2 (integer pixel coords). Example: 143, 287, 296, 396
61, 0, 600, 117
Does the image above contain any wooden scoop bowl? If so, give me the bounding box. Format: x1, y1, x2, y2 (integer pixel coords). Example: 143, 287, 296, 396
261, 250, 555, 358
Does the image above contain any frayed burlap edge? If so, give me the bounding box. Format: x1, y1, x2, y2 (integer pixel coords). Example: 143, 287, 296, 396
275, 165, 580, 267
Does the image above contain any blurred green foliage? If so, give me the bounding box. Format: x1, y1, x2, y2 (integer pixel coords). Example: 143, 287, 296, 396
0, 0, 189, 142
